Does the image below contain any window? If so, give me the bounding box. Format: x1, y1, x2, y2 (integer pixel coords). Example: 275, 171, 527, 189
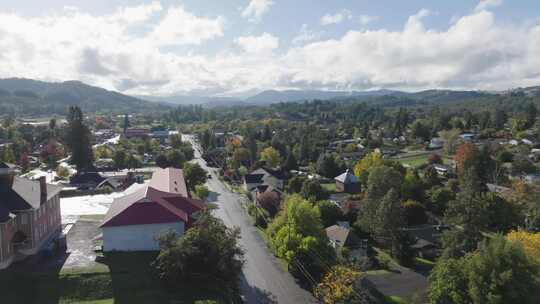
21, 214, 27, 225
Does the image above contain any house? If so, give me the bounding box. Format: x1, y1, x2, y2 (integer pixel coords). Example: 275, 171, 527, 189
433, 164, 454, 177
459, 133, 476, 142
335, 169, 360, 193
403, 225, 443, 260
69, 172, 106, 190
0, 162, 62, 269
97, 177, 127, 192
325, 224, 362, 249
325, 224, 368, 259
428, 138, 444, 150
100, 168, 205, 252
123, 128, 150, 139
524, 173, 540, 184
243, 168, 285, 191
150, 129, 170, 144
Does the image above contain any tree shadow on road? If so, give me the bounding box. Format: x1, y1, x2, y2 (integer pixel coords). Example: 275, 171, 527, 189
239, 273, 278, 304
206, 191, 221, 203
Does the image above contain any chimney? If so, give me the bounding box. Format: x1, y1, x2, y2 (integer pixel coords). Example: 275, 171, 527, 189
39, 176, 47, 204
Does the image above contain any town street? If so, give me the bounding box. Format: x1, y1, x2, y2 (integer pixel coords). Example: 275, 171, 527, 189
184, 135, 316, 304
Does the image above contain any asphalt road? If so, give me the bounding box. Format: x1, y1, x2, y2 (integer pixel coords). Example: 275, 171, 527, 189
184, 135, 317, 304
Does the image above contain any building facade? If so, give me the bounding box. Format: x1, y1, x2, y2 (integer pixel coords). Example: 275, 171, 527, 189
0, 163, 62, 269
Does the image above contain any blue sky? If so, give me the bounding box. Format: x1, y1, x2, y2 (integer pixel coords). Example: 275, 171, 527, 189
0, 0, 538, 96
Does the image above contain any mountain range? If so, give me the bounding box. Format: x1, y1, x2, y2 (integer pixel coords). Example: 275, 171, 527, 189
0, 78, 168, 116
0, 77, 539, 116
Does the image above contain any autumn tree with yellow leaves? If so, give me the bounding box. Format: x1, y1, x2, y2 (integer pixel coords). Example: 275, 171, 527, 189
507, 230, 540, 264
315, 265, 362, 304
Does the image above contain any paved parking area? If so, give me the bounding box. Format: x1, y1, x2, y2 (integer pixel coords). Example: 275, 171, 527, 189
62, 216, 103, 270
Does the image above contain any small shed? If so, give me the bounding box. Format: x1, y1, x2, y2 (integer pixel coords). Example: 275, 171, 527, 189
334, 169, 360, 193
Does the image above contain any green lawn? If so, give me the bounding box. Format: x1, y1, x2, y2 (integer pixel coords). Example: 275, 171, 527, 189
384, 295, 408, 304
321, 183, 337, 193
0, 252, 237, 304
396, 155, 429, 168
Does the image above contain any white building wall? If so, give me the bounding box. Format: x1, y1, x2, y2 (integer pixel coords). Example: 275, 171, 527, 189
102, 222, 185, 252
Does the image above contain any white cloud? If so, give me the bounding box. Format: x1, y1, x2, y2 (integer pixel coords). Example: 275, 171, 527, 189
321, 9, 352, 26
235, 33, 279, 54
475, 0, 503, 12
292, 24, 320, 45
284, 10, 540, 91
359, 15, 379, 26
242, 0, 274, 22
0, 3, 539, 97
149, 5, 224, 46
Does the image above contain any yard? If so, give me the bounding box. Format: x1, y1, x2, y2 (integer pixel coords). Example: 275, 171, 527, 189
0, 252, 237, 304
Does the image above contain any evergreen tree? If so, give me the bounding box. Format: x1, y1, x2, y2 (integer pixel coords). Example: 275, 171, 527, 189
65, 106, 93, 171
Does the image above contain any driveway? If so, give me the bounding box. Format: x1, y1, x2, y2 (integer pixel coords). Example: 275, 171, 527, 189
184, 135, 317, 304
61, 217, 103, 270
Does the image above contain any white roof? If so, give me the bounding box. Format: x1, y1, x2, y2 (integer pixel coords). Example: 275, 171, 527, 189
335, 169, 358, 184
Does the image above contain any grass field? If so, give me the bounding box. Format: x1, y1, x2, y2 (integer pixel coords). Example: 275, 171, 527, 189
0, 252, 236, 304
396, 155, 429, 167
321, 183, 337, 193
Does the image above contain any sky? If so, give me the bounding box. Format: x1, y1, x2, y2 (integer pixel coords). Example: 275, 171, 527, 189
0, 0, 539, 97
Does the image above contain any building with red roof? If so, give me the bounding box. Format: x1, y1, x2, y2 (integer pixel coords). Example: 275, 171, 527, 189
100, 168, 205, 252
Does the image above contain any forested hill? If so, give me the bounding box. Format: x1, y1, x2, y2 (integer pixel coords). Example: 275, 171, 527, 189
0, 78, 170, 116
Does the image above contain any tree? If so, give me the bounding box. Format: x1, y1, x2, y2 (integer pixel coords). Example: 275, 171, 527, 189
411, 120, 431, 141
195, 185, 210, 200
169, 134, 183, 149
19, 152, 30, 173
467, 236, 540, 303
314, 265, 362, 304
428, 186, 454, 215
493, 109, 507, 130
317, 153, 343, 178
440, 129, 461, 156
184, 162, 208, 191
301, 179, 328, 201
511, 153, 536, 175
526, 102, 537, 129
443, 190, 517, 258
155, 154, 169, 168
401, 169, 425, 202
154, 212, 244, 291
366, 165, 403, 201
423, 165, 441, 188
260, 147, 281, 168
428, 257, 470, 304
267, 195, 335, 280
287, 175, 305, 193
430, 236, 540, 304
507, 230, 540, 264
232, 147, 250, 169
353, 151, 384, 186
402, 200, 427, 226
65, 106, 93, 171
283, 150, 298, 171
167, 150, 186, 169
113, 149, 127, 169
454, 142, 478, 179
317, 201, 342, 228
376, 189, 406, 255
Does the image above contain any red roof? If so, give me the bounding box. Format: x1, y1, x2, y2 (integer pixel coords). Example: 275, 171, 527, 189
100, 168, 205, 228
